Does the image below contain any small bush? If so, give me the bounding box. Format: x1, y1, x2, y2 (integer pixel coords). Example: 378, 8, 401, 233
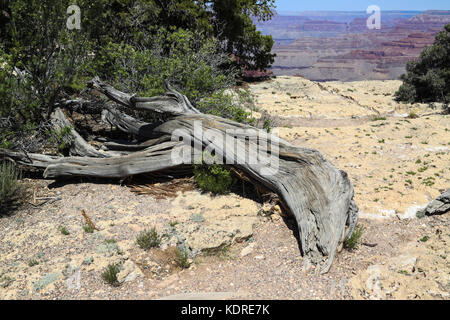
83, 224, 94, 233
101, 263, 121, 287
193, 163, 234, 195
0, 162, 25, 215
395, 24, 450, 103
27, 259, 39, 267
344, 225, 364, 250
196, 89, 255, 124
175, 247, 191, 269
48, 126, 73, 156
58, 226, 70, 235
136, 228, 161, 250
407, 111, 419, 119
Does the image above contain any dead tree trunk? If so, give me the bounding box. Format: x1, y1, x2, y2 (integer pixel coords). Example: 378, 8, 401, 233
0, 77, 358, 273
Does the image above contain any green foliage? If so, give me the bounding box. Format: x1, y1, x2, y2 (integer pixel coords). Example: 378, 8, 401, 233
175, 247, 191, 269
396, 24, 450, 103
28, 259, 39, 267
48, 126, 74, 156
101, 263, 121, 287
0, 0, 274, 151
194, 160, 234, 195
136, 228, 161, 250
1, 1, 92, 118
263, 118, 272, 133
211, 0, 276, 70
94, 29, 236, 105
196, 90, 255, 124
0, 162, 25, 215
83, 224, 94, 234
58, 226, 70, 236
407, 111, 419, 119
344, 225, 364, 250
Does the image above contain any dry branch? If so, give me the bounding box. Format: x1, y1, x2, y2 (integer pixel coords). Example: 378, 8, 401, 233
0, 78, 359, 273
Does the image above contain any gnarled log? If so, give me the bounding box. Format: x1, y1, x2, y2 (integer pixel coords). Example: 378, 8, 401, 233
1, 78, 358, 273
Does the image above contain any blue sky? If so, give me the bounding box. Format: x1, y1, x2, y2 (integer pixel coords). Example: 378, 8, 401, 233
274, 0, 450, 12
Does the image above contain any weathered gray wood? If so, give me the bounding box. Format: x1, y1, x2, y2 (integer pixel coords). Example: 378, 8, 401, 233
103, 136, 171, 151
51, 108, 110, 158
89, 77, 200, 115
1, 78, 359, 273
101, 107, 160, 139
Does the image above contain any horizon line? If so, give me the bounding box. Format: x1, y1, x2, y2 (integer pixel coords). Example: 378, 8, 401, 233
274, 9, 450, 14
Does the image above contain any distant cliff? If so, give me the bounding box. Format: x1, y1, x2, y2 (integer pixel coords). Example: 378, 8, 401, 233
255, 11, 450, 81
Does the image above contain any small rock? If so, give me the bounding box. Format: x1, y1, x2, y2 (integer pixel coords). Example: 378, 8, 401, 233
240, 243, 256, 257
117, 260, 143, 284
422, 189, 450, 216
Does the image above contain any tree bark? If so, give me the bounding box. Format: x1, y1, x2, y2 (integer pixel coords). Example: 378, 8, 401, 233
1, 78, 359, 273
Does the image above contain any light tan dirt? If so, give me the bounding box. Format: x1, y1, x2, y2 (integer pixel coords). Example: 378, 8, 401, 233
0, 76, 448, 300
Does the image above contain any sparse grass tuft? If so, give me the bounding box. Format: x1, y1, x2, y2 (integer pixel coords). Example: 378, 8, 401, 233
27, 259, 39, 267
175, 247, 191, 269
0, 162, 26, 215
407, 111, 419, 119
83, 224, 94, 233
136, 228, 160, 250
101, 263, 121, 287
344, 225, 364, 250
169, 220, 179, 228
58, 226, 70, 235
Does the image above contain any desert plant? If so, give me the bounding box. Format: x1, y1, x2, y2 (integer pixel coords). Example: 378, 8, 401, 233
136, 228, 161, 250
101, 263, 121, 287
344, 225, 364, 250
58, 226, 70, 235
27, 259, 39, 267
396, 24, 450, 103
0, 161, 25, 215
175, 247, 191, 269
48, 126, 74, 156
83, 224, 94, 234
407, 111, 419, 119
193, 163, 234, 195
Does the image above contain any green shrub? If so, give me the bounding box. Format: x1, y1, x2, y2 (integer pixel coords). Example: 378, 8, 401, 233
196, 90, 255, 124
344, 225, 364, 250
407, 111, 419, 119
395, 24, 450, 103
91, 30, 255, 125
194, 163, 234, 195
136, 228, 161, 250
0, 162, 25, 215
175, 247, 191, 269
58, 226, 70, 236
28, 259, 39, 267
83, 224, 94, 234
101, 263, 121, 287
93, 29, 235, 104
48, 126, 74, 156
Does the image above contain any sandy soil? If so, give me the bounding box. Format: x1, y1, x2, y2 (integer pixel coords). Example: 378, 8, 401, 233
0, 76, 448, 300
251, 76, 449, 218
